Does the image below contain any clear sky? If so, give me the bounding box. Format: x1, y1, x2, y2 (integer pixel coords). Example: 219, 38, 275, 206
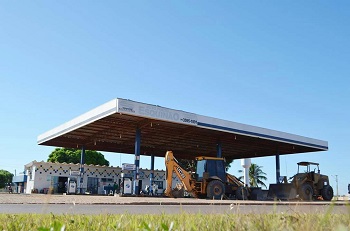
1, 1, 349, 195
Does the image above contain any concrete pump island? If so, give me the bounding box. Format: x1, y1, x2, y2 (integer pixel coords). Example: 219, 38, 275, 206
33, 98, 331, 202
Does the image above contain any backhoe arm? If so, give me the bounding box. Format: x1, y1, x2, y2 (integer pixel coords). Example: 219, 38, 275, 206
165, 151, 197, 197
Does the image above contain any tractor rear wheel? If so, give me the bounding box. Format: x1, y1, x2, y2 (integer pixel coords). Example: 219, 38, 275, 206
206, 180, 225, 199
236, 186, 248, 200
299, 183, 313, 201
321, 185, 333, 201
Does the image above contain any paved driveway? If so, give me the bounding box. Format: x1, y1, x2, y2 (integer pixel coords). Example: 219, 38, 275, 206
0, 194, 348, 214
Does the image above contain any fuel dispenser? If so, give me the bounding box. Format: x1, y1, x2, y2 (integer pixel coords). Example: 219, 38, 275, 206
67, 177, 77, 194
120, 173, 133, 196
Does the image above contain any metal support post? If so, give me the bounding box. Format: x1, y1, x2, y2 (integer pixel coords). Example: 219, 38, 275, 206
336, 175, 339, 200
134, 128, 141, 195
150, 154, 155, 195
333, 175, 339, 200
216, 141, 222, 158
276, 153, 280, 184
80, 146, 85, 194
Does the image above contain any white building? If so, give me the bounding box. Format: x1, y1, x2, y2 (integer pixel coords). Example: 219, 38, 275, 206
20, 161, 169, 195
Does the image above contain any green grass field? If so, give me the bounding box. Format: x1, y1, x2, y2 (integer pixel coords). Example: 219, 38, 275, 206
1, 212, 350, 231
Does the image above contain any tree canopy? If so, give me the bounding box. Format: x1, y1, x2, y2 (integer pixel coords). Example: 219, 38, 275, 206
224, 157, 234, 171
0, 169, 13, 188
48, 148, 110, 166
238, 163, 268, 188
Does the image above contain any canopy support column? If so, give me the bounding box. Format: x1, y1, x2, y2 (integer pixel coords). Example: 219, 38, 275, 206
150, 154, 155, 195
79, 146, 85, 194
134, 127, 141, 195
276, 151, 280, 184
216, 141, 222, 158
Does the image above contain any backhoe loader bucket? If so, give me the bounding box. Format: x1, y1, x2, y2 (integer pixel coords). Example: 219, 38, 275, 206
267, 184, 297, 200
171, 183, 185, 198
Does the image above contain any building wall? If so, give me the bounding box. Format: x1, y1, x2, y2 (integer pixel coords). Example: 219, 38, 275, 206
24, 161, 181, 195
26, 167, 36, 193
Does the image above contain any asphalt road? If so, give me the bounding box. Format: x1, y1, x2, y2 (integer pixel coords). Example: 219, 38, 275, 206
0, 203, 348, 214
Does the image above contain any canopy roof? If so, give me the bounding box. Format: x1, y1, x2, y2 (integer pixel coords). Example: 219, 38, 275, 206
37, 98, 328, 160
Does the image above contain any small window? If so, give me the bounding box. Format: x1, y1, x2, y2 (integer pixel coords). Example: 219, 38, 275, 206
196, 160, 206, 180
153, 181, 163, 189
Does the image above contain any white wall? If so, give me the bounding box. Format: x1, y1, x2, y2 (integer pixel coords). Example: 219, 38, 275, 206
24, 161, 169, 194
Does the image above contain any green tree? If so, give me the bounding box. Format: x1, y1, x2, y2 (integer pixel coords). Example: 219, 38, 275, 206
225, 157, 234, 171
48, 148, 110, 166
238, 163, 268, 188
0, 170, 14, 188
177, 158, 196, 172
177, 157, 234, 172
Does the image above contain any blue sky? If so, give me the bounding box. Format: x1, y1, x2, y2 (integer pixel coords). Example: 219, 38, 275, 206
1, 1, 349, 195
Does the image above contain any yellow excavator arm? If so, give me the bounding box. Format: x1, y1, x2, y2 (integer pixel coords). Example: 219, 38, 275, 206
165, 151, 198, 198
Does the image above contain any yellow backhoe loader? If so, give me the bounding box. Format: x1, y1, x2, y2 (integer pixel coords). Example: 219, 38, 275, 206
164, 151, 260, 200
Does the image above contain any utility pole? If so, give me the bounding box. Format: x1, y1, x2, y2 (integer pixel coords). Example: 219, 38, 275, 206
332, 175, 339, 200
335, 175, 339, 199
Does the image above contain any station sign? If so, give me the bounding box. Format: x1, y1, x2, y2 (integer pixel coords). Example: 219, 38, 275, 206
70, 170, 81, 176
122, 163, 136, 171
118, 99, 198, 126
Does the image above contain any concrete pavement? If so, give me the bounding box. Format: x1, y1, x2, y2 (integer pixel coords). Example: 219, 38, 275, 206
0, 193, 349, 206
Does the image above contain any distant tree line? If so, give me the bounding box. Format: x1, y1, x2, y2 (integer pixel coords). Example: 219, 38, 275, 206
0, 170, 13, 188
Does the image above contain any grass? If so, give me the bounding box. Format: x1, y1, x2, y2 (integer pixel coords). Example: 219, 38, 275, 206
1, 212, 350, 231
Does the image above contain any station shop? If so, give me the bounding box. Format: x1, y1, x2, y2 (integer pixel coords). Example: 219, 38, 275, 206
12, 161, 174, 195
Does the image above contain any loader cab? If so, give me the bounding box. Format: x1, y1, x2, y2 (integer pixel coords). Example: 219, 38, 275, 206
195, 157, 226, 182
297, 162, 320, 174
297, 161, 320, 182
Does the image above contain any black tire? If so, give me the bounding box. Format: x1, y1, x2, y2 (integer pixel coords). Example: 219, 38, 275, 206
236, 186, 248, 200
299, 183, 314, 201
321, 185, 333, 201
206, 180, 225, 199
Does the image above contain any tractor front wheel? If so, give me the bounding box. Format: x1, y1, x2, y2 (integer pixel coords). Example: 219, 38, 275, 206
206, 180, 225, 200
299, 183, 314, 201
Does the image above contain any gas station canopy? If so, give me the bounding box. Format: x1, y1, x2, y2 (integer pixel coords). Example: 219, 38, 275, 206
37, 98, 328, 160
